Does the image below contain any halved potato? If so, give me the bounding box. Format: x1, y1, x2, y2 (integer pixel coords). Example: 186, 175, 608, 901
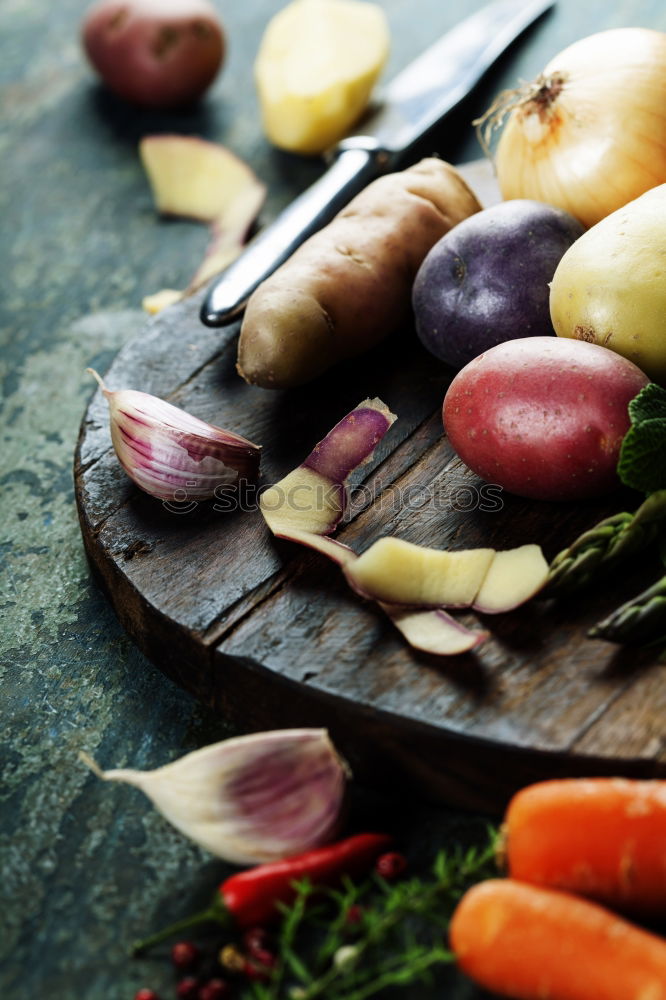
254, 0, 389, 155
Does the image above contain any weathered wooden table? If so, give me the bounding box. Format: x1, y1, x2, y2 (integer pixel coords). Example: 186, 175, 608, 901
2, 1, 665, 998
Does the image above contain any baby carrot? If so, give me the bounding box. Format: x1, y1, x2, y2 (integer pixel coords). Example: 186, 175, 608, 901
450, 879, 666, 1000
502, 778, 666, 915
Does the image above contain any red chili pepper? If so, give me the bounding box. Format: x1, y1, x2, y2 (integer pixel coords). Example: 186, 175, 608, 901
220, 832, 392, 927
132, 832, 391, 954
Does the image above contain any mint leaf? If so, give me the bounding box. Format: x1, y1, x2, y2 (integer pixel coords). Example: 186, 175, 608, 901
628, 382, 666, 424
618, 419, 666, 492
618, 384, 666, 492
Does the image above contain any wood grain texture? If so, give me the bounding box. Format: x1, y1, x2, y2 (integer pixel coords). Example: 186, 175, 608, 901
74, 160, 666, 814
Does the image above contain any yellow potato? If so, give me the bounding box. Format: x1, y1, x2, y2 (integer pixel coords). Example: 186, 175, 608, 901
550, 184, 666, 383
254, 0, 389, 155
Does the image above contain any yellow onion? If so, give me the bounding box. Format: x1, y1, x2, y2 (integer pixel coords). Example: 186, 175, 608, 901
483, 28, 666, 228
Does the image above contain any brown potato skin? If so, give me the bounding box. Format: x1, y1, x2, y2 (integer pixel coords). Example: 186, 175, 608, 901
237, 159, 482, 389
82, 0, 225, 108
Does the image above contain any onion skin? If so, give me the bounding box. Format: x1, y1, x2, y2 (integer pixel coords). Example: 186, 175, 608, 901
81, 0, 225, 108
495, 28, 666, 228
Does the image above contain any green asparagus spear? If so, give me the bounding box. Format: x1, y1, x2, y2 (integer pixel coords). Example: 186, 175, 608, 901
544, 490, 666, 597
589, 575, 666, 646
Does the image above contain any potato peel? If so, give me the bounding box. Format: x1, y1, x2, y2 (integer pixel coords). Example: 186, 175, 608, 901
472, 545, 549, 614
260, 398, 396, 538
269, 511, 486, 657
139, 135, 266, 312
259, 399, 488, 656
385, 607, 488, 657
260, 402, 550, 655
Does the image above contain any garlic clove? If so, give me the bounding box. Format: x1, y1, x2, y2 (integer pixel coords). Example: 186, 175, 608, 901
80, 728, 350, 865
88, 369, 261, 501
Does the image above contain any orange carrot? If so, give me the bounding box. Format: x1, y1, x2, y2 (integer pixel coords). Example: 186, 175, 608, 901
449, 879, 666, 1000
502, 778, 666, 915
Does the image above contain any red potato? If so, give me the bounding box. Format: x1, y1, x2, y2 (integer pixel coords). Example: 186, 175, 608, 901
81, 0, 225, 108
443, 337, 649, 502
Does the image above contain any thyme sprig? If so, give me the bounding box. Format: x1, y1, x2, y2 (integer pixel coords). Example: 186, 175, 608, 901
243, 831, 498, 1000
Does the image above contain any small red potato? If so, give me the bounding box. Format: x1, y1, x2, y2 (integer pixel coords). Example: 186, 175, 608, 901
81, 0, 225, 108
443, 337, 649, 501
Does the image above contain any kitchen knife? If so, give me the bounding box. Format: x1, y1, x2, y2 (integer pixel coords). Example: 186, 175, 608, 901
201, 0, 553, 327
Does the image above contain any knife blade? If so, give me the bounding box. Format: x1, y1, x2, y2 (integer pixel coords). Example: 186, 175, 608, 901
201, 0, 553, 327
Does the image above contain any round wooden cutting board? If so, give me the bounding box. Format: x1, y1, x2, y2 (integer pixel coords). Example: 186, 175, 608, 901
74, 160, 665, 814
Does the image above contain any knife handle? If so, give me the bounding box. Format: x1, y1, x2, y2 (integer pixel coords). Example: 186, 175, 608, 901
200, 136, 395, 327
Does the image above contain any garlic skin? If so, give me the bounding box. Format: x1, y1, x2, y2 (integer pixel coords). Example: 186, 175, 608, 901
88, 369, 260, 501
80, 729, 350, 865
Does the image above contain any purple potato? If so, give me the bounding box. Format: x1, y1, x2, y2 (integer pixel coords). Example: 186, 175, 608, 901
412, 199, 584, 369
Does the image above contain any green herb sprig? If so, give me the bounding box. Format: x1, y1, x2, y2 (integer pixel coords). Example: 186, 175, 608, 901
617, 382, 666, 493
243, 833, 498, 1000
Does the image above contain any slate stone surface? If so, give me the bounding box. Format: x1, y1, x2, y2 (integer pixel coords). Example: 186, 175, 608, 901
1, 1, 664, 998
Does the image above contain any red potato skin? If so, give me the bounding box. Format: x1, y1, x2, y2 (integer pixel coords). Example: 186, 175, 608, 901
450, 879, 666, 1000
443, 337, 649, 501
504, 778, 666, 917
82, 0, 225, 108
